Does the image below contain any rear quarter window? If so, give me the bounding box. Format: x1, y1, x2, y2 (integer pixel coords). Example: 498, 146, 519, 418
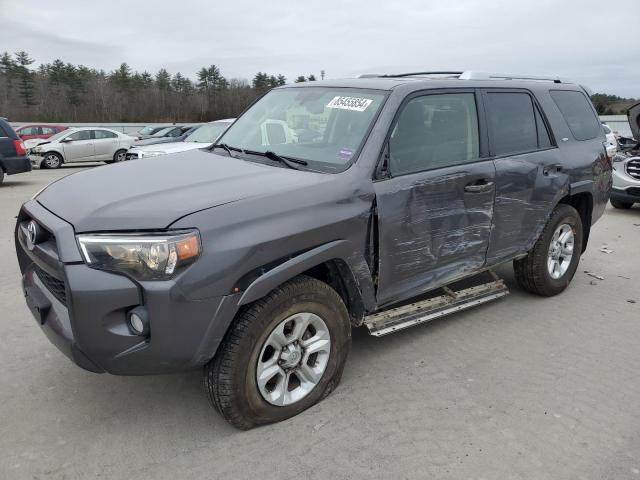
550, 90, 601, 141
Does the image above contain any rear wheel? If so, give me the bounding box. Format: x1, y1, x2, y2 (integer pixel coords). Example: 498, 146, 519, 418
41, 152, 62, 169
0, 167, 4, 185
204, 275, 351, 429
610, 199, 633, 209
514, 204, 583, 297
113, 149, 127, 163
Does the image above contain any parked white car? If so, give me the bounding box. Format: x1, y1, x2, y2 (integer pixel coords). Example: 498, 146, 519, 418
602, 123, 617, 150
126, 119, 234, 160
30, 127, 136, 168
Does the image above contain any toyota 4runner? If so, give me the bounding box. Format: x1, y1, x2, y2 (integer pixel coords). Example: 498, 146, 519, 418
15, 71, 612, 429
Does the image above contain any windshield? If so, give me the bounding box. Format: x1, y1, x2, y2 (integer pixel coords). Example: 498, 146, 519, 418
216, 87, 386, 172
152, 127, 175, 137
138, 126, 162, 135
185, 123, 230, 143
47, 130, 73, 142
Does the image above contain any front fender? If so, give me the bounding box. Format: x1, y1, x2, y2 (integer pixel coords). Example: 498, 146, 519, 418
238, 239, 376, 311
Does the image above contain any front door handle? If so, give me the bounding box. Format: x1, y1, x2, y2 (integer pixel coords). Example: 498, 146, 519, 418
464, 180, 494, 193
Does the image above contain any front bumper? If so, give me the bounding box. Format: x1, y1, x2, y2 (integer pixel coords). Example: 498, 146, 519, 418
16, 200, 240, 375
611, 187, 640, 204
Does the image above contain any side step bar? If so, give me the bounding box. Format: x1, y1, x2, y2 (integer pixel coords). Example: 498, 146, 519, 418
364, 272, 509, 337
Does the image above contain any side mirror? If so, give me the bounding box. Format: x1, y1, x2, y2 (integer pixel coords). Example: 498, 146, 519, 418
61, 137, 73, 143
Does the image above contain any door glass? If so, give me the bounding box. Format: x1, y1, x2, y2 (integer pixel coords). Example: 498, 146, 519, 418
94, 130, 117, 139
68, 130, 92, 141
41, 127, 55, 135
549, 90, 601, 141
389, 93, 479, 176
487, 92, 538, 156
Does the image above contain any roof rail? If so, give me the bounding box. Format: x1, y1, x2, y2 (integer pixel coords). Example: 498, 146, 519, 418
356, 71, 571, 84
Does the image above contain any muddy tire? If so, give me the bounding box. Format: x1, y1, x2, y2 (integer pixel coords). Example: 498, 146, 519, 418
610, 199, 633, 209
514, 204, 583, 297
0, 167, 4, 186
204, 275, 351, 430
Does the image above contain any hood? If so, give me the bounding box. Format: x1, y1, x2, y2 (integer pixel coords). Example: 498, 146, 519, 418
35, 148, 330, 232
132, 136, 184, 147
133, 141, 209, 156
628, 102, 640, 140
24, 138, 48, 149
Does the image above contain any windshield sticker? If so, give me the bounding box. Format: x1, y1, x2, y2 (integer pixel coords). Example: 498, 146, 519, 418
337, 148, 354, 161
326, 96, 373, 112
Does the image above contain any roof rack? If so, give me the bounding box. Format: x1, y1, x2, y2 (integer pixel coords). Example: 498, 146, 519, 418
358, 71, 570, 84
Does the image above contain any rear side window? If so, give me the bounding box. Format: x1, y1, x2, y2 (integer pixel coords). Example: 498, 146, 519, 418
486, 92, 552, 156
94, 130, 117, 139
550, 90, 601, 141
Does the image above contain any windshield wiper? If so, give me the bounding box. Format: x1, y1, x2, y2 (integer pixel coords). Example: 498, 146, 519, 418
211, 143, 244, 157
244, 149, 308, 170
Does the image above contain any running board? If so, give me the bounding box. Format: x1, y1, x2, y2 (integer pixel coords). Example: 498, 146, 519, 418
364, 272, 509, 337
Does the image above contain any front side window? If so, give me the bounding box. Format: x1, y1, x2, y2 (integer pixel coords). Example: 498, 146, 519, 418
41, 127, 55, 135
94, 130, 117, 139
388, 92, 480, 176
550, 90, 601, 141
67, 130, 92, 141
217, 87, 387, 172
20, 126, 40, 135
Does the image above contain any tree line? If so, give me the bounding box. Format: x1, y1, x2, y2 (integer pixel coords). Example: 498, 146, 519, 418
0, 51, 323, 123
1, 51, 635, 122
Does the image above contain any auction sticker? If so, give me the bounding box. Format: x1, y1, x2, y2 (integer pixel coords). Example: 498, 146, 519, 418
327, 96, 373, 112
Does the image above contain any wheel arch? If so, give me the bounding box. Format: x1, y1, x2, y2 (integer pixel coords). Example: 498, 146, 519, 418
236, 240, 376, 326
558, 190, 593, 253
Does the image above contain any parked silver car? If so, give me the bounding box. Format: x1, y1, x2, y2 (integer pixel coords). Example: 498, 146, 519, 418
30, 127, 136, 168
126, 120, 234, 160
610, 102, 640, 209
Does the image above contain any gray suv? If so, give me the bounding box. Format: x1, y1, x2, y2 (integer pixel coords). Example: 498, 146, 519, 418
15, 72, 612, 429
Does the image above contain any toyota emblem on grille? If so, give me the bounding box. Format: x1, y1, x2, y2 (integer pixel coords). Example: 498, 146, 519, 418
27, 220, 42, 244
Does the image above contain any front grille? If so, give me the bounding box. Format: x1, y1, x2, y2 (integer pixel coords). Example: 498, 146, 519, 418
34, 265, 67, 306
626, 158, 640, 180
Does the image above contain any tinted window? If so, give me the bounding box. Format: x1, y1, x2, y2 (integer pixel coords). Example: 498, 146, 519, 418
535, 106, 552, 148
67, 130, 92, 141
550, 90, 601, 141
94, 130, 117, 139
487, 92, 539, 156
389, 93, 479, 175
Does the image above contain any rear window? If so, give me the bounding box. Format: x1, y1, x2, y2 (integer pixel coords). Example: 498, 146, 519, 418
550, 90, 601, 141
486, 92, 552, 156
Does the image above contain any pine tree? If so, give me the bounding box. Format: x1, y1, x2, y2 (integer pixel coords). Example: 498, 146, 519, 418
294, 75, 307, 83
14, 51, 37, 106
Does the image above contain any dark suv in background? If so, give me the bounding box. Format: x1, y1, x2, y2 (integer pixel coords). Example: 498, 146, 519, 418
0, 117, 31, 185
15, 72, 611, 429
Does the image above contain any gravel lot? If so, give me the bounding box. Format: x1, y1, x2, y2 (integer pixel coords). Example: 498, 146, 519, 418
1, 166, 639, 480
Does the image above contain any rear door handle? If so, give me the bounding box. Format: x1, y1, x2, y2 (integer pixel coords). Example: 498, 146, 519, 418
543, 163, 564, 175
464, 180, 494, 193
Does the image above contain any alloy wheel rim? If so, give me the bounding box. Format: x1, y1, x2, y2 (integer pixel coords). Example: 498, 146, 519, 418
116, 151, 125, 162
256, 312, 331, 406
547, 223, 574, 280
45, 154, 59, 168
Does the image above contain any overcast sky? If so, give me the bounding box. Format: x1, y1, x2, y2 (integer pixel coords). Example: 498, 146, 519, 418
1, 0, 639, 97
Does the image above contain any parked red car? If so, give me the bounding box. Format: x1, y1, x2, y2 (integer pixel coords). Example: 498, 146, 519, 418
15, 124, 67, 141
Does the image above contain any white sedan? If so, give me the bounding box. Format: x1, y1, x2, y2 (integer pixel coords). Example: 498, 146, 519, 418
126, 120, 234, 160
30, 127, 136, 168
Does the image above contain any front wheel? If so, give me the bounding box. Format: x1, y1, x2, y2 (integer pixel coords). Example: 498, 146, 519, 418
610, 199, 633, 209
204, 275, 351, 429
514, 204, 583, 297
41, 152, 62, 169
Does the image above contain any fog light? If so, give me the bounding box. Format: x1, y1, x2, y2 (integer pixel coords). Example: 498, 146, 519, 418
127, 307, 149, 337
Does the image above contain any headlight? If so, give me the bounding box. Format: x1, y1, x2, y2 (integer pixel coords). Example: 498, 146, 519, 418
33, 146, 42, 153
77, 231, 200, 280
141, 151, 165, 158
